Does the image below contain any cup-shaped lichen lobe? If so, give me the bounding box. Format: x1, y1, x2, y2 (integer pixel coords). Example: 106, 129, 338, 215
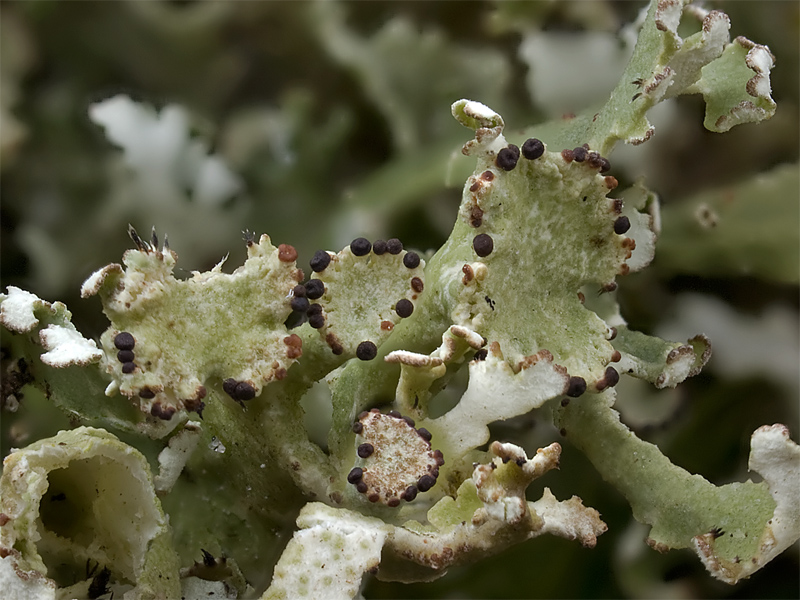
38, 456, 152, 588
304, 240, 425, 358
349, 410, 443, 507
0, 428, 173, 593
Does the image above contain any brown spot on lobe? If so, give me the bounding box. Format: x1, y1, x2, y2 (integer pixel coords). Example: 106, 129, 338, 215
462, 264, 474, 284
326, 333, 344, 355
278, 244, 298, 263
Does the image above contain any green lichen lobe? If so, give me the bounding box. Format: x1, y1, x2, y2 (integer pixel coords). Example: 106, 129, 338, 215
84, 231, 304, 416
442, 100, 636, 383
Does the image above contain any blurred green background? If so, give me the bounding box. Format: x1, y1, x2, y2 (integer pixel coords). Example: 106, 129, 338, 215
1, 1, 797, 598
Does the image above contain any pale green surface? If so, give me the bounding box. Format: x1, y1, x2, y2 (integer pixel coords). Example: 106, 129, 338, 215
306, 245, 425, 356
612, 325, 710, 388
312, 1, 510, 154
555, 393, 776, 563
694, 38, 776, 132
518, 0, 775, 154
89, 234, 301, 409
427, 479, 482, 531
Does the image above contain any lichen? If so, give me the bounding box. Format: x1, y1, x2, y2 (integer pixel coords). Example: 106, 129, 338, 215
83, 229, 303, 418
0, 0, 796, 598
0, 427, 180, 599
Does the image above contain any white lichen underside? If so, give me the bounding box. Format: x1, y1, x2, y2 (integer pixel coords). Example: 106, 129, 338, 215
264, 505, 388, 600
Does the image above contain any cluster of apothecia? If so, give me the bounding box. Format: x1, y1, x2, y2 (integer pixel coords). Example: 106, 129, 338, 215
222, 378, 256, 407
348, 408, 444, 506
103, 228, 303, 420
112, 331, 206, 420
291, 237, 423, 358
467, 139, 626, 266
493, 136, 547, 173
560, 365, 621, 409
463, 138, 548, 257
114, 331, 137, 374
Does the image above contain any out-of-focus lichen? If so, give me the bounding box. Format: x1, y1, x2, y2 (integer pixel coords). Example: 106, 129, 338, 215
0, 5, 35, 169
89, 95, 243, 207
311, 1, 510, 155
656, 163, 799, 283
657, 294, 800, 405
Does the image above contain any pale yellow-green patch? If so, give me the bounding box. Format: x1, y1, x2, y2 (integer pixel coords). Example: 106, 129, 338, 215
471, 441, 560, 527
377, 442, 606, 579
427, 479, 483, 531
83, 233, 302, 416
692, 37, 776, 132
